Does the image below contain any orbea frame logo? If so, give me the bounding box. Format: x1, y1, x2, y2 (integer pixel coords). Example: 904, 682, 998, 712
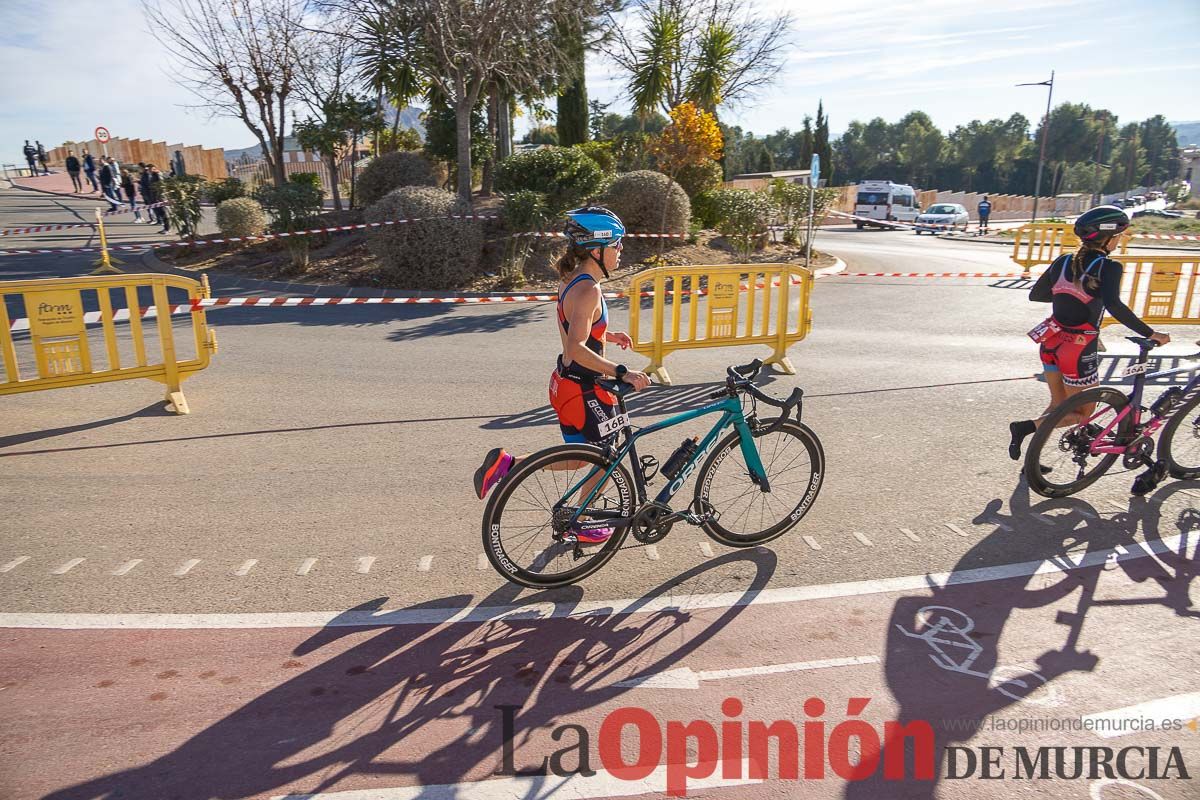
495, 697, 936, 797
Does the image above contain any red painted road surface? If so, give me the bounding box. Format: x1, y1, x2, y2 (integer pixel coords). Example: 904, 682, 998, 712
3, 526, 1199, 800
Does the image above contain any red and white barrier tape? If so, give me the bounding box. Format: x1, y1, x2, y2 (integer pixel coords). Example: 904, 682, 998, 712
0, 221, 94, 237
0, 214, 688, 256
0, 202, 171, 238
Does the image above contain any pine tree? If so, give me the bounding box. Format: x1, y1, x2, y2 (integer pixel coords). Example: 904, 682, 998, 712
556, 31, 589, 146
814, 100, 832, 182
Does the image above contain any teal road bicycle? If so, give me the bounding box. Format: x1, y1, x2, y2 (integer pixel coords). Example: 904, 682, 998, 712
482, 360, 825, 588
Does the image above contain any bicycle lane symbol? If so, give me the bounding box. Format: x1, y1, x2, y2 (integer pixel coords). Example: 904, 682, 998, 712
895, 605, 1062, 707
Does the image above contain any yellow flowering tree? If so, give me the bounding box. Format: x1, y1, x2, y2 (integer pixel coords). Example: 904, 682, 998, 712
651, 102, 723, 176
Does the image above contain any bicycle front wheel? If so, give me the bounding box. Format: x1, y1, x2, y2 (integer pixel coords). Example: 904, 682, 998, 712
1024, 387, 1132, 498
695, 420, 825, 547
1158, 393, 1200, 479
482, 444, 635, 588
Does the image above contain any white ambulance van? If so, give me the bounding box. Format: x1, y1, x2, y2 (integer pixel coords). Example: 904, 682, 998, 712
854, 181, 921, 229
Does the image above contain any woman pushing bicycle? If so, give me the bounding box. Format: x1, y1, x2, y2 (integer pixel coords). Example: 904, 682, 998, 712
1009, 205, 1169, 464
473, 207, 650, 543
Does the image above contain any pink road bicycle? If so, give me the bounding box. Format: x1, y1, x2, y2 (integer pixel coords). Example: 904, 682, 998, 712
1025, 337, 1200, 498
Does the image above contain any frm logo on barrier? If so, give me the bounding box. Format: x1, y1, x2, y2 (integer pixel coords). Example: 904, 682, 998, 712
26, 290, 84, 337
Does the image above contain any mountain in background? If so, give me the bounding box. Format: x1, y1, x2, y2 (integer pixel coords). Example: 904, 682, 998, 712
224, 105, 425, 161
1171, 121, 1200, 147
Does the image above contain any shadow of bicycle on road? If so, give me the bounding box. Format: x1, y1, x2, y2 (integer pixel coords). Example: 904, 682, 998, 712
845, 479, 1198, 799
42, 549, 778, 800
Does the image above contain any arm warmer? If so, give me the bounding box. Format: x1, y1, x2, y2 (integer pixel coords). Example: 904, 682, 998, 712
1099, 260, 1154, 337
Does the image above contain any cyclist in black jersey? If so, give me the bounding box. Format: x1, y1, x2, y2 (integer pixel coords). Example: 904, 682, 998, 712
473, 207, 650, 541
1009, 206, 1169, 466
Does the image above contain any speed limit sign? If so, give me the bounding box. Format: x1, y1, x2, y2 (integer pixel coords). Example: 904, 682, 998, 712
94, 126, 110, 143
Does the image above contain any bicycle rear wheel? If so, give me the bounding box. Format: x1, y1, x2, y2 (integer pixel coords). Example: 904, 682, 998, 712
695, 420, 824, 547
1158, 393, 1200, 479
481, 444, 635, 588
1024, 387, 1132, 498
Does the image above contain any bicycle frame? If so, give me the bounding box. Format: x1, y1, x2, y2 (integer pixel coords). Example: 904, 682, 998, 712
559, 393, 770, 527
1088, 358, 1200, 456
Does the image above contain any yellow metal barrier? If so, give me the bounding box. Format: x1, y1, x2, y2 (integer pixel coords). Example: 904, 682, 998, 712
1011, 223, 1128, 276
628, 263, 813, 385
1, 273, 217, 413
1098, 254, 1200, 329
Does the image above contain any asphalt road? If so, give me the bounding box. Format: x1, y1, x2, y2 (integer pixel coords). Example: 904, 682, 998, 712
2, 181, 1198, 800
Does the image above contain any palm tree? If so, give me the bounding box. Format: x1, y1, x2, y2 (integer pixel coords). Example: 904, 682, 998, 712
354, 13, 424, 153
629, 5, 682, 123
685, 20, 735, 112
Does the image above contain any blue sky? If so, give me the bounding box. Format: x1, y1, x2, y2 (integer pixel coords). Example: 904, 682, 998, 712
1, 0, 1197, 162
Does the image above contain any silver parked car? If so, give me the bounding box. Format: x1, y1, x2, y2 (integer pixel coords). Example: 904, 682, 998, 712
914, 203, 969, 234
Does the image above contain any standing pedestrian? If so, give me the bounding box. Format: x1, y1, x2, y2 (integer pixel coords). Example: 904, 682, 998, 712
98, 157, 120, 211
35, 141, 49, 175
65, 150, 83, 193
120, 169, 143, 222
977, 196, 992, 234
142, 163, 169, 233
23, 140, 37, 176
82, 149, 98, 191
108, 155, 122, 200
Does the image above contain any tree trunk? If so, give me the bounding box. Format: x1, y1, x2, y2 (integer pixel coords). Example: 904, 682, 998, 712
328, 155, 342, 211
497, 94, 512, 161
349, 131, 358, 209
482, 91, 498, 196
455, 101, 473, 204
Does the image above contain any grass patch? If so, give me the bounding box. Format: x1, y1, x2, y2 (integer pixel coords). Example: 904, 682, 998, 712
1130, 214, 1200, 235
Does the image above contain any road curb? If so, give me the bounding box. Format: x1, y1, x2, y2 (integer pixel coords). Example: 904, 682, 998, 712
815, 256, 847, 278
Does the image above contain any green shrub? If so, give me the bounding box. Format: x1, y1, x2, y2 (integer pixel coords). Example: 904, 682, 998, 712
357, 151, 438, 207
365, 186, 483, 289
612, 132, 654, 172
500, 190, 550, 285
494, 147, 605, 214
673, 159, 723, 199
161, 174, 206, 238
692, 190, 721, 229
704, 188, 778, 257
253, 180, 325, 269
215, 197, 267, 239
768, 180, 839, 245
205, 177, 245, 205
602, 170, 691, 234
288, 171, 323, 193
572, 141, 615, 174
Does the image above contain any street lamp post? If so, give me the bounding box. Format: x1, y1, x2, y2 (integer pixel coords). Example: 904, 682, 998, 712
1018, 70, 1055, 223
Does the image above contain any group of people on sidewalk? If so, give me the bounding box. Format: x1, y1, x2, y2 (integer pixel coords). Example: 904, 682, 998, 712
60, 150, 170, 232
22, 140, 49, 176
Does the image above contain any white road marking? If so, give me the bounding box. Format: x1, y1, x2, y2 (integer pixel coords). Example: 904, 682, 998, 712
51, 558, 85, 575
616, 655, 880, 690
1179, 489, 1200, 500
5, 534, 1184, 630
0, 556, 30, 573
476, 554, 488, 571
944, 523, 968, 537
699, 541, 714, 557
803, 535, 822, 551
356, 556, 376, 575
900, 528, 921, 543
297, 558, 318, 576
270, 762, 762, 800
111, 559, 143, 576
1104, 499, 1128, 512
852, 531, 873, 547
1083, 692, 1200, 739
645, 545, 660, 561
1032, 513, 1058, 527
417, 555, 433, 572
982, 516, 1013, 532
234, 559, 258, 576
173, 559, 201, 577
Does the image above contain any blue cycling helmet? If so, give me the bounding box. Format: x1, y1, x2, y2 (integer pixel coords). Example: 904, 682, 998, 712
564, 206, 626, 249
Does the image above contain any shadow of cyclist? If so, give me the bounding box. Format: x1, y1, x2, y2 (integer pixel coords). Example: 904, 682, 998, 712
42, 549, 776, 800
846, 478, 1197, 799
